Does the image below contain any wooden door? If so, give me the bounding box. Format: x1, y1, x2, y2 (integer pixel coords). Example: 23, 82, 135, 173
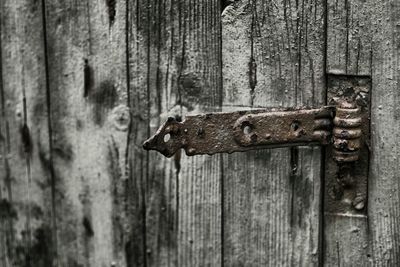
0, 0, 399, 266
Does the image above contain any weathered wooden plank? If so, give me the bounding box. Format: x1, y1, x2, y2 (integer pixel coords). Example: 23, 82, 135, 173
0, 1, 55, 266
326, 1, 400, 265
327, 0, 372, 75
223, 147, 321, 266
127, 0, 222, 266
175, 2, 223, 265
324, 214, 370, 266
126, 1, 176, 266
325, 1, 373, 265
367, 1, 400, 265
221, 0, 325, 265
42, 0, 129, 266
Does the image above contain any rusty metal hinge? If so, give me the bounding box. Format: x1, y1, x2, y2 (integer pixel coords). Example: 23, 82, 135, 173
143, 102, 363, 162
143, 75, 370, 213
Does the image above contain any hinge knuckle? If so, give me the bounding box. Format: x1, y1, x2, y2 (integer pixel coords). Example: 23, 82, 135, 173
332, 100, 362, 163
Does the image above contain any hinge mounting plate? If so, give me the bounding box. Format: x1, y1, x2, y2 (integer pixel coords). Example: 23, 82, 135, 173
325, 74, 371, 215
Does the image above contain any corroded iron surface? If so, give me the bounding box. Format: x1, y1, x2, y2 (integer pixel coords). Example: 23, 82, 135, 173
143, 106, 334, 157
332, 100, 363, 162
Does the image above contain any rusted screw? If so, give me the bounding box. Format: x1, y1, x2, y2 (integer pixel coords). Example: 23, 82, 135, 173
352, 195, 365, 210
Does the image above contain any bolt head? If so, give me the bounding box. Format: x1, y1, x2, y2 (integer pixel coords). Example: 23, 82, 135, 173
352, 196, 365, 210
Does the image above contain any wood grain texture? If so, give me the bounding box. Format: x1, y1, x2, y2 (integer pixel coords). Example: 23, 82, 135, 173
326, 1, 400, 266
127, 0, 222, 266
175, 1, 223, 266
43, 0, 129, 266
0, 1, 54, 266
324, 214, 370, 266
221, 0, 325, 265
223, 147, 321, 266
126, 1, 176, 266
325, 1, 372, 265
2, 0, 400, 266
367, 1, 400, 265
326, 0, 372, 75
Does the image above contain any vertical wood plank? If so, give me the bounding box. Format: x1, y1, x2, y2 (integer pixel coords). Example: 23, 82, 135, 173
323, 214, 370, 266
222, 147, 321, 266
43, 0, 129, 266
325, 0, 373, 265
126, 1, 176, 265
326, 1, 400, 265
327, 0, 372, 75
0, 1, 55, 266
221, 0, 325, 265
175, 1, 223, 266
368, 1, 400, 265
127, 0, 222, 266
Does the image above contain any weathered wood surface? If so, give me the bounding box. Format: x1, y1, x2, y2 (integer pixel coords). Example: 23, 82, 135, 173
42, 0, 129, 266
0, 1, 53, 266
326, 0, 372, 76
325, 1, 400, 266
221, 0, 325, 265
1, 0, 222, 266
128, 0, 222, 266
325, 0, 372, 266
367, 1, 400, 266
1, 0, 400, 266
